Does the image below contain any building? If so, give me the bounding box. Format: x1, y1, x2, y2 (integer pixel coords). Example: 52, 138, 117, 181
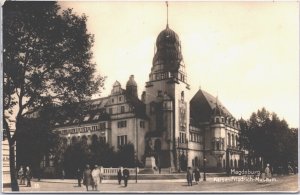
52, 20, 244, 172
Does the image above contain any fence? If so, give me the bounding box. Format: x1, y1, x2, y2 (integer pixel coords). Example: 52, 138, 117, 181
101, 167, 139, 175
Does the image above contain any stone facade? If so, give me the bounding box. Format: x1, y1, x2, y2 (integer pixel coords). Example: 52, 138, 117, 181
53, 24, 244, 172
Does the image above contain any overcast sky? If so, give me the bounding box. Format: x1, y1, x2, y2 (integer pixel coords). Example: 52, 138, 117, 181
60, 1, 299, 128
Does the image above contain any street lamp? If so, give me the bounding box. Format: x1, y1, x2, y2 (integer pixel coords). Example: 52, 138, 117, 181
203, 126, 207, 181
203, 157, 207, 181
135, 152, 137, 183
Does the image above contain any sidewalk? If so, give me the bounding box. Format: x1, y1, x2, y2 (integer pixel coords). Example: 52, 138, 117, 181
3, 174, 298, 193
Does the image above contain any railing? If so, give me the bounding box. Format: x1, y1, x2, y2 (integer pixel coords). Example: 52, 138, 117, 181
101, 167, 139, 175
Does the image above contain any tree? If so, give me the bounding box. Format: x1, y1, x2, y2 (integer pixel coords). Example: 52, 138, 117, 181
3, 1, 105, 190
117, 143, 135, 168
90, 136, 116, 167
239, 108, 298, 174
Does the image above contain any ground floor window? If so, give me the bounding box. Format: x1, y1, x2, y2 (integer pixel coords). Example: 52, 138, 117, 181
117, 135, 127, 147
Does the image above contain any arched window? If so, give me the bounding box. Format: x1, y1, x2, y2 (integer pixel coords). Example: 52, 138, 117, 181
232, 134, 235, 147
81, 136, 88, 145
236, 135, 238, 148
91, 134, 98, 144
228, 133, 231, 146
71, 136, 77, 144
234, 159, 237, 168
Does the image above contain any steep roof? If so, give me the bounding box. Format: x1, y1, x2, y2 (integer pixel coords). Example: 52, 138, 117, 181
190, 89, 232, 125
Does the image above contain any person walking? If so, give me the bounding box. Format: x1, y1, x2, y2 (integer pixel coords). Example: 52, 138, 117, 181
62, 169, 65, 180
83, 164, 93, 191
194, 168, 201, 184
25, 166, 32, 187
18, 166, 25, 185
265, 164, 272, 180
123, 168, 130, 187
117, 168, 122, 185
91, 165, 101, 191
186, 167, 193, 186
76, 168, 82, 187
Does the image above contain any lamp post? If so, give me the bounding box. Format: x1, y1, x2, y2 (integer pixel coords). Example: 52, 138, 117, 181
135, 152, 137, 183
203, 127, 207, 181
203, 157, 207, 181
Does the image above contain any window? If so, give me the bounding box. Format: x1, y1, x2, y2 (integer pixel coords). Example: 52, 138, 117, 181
140, 121, 145, 128
117, 135, 127, 147
228, 133, 231, 146
119, 96, 122, 102
109, 108, 113, 114
121, 106, 125, 113
179, 132, 186, 143
99, 122, 106, 130
93, 114, 100, 120
99, 136, 106, 143
216, 142, 220, 150
111, 98, 114, 103
83, 115, 90, 122
117, 120, 127, 128
91, 125, 98, 132
155, 74, 160, 80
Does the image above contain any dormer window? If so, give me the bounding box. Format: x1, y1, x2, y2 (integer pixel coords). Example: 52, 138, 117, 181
83, 115, 90, 122
93, 114, 100, 120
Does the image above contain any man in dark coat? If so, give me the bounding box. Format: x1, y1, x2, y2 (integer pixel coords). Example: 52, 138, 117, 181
194, 168, 201, 184
18, 166, 25, 185
83, 165, 93, 191
186, 167, 193, 186
123, 168, 130, 187
76, 168, 82, 187
117, 168, 122, 185
25, 166, 32, 187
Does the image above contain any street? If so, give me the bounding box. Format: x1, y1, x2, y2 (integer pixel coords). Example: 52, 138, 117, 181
3, 174, 298, 193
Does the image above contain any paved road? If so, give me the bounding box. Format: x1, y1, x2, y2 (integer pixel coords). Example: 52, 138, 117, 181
3, 174, 298, 193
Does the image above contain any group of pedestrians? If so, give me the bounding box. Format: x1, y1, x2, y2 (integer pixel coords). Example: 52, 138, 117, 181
186, 167, 201, 186
117, 168, 130, 187
79, 164, 103, 191
18, 166, 32, 187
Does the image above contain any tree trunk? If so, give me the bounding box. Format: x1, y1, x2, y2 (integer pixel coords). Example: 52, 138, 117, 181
4, 119, 19, 191
8, 143, 19, 191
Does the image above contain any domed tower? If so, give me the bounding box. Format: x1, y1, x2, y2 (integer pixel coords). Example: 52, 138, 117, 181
144, 3, 190, 170
126, 75, 138, 97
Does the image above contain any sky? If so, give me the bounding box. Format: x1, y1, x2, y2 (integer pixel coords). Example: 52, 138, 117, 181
60, 1, 299, 128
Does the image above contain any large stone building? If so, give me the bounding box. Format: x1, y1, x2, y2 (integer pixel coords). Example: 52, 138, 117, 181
53, 23, 244, 172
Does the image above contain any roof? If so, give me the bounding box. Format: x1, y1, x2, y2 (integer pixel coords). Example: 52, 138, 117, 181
152, 26, 183, 73
190, 89, 233, 125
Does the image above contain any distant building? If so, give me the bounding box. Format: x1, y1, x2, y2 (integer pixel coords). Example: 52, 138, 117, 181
52, 23, 244, 172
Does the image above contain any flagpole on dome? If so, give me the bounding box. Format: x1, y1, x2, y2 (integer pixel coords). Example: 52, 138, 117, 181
166, 1, 169, 28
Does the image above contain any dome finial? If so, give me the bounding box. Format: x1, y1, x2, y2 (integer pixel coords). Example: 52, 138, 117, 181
166, 1, 169, 28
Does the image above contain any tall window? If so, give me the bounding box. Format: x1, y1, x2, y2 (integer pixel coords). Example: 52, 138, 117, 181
99, 122, 106, 130
109, 108, 113, 114
228, 133, 231, 146
179, 132, 186, 143
117, 135, 127, 147
121, 106, 125, 113
140, 121, 145, 128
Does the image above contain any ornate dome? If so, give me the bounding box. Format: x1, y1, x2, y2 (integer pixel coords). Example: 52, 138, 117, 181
152, 25, 183, 73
